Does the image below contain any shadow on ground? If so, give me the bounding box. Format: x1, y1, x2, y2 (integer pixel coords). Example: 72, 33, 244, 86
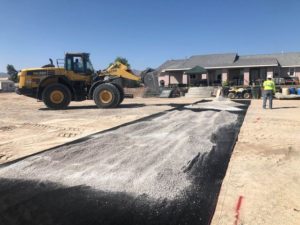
0, 102, 250, 225
271, 106, 298, 110
38, 99, 212, 111
39, 103, 146, 110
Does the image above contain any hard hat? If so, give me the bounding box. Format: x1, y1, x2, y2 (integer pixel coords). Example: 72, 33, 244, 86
267, 74, 273, 79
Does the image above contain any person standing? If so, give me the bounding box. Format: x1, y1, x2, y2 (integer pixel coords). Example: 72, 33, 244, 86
263, 74, 276, 109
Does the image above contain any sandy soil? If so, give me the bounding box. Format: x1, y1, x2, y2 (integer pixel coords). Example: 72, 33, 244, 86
211, 100, 300, 225
0, 93, 199, 164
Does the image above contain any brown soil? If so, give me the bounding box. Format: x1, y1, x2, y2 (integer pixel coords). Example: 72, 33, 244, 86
211, 99, 300, 225
0, 93, 198, 164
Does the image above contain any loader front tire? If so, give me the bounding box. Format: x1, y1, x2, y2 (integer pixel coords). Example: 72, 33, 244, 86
42, 83, 71, 110
93, 83, 120, 108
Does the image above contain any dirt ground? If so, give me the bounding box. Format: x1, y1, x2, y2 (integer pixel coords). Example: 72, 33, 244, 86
1, 92, 300, 225
0, 93, 198, 164
211, 100, 300, 225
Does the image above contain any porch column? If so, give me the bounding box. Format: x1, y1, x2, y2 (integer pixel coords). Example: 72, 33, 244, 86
163, 74, 169, 86
267, 67, 274, 78
222, 69, 228, 83
182, 73, 188, 85
243, 68, 250, 86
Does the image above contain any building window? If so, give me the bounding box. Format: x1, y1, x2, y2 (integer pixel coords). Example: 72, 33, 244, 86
289, 68, 295, 76
190, 74, 196, 79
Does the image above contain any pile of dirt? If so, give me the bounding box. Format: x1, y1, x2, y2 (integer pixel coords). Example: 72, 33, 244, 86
185, 87, 214, 98
0, 105, 248, 225
185, 98, 246, 111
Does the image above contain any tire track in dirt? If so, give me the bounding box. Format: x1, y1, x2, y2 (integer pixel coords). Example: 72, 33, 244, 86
22, 122, 84, 138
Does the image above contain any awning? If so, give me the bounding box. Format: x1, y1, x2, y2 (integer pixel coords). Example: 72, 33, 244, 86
185, 66, 207, 74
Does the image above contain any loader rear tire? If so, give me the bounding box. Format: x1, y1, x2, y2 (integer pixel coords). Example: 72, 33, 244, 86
93, 83, 120, 108
42, 83, 71, 110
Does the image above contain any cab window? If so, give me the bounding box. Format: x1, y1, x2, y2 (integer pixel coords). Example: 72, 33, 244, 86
66, 58, 72, 70
86, 59, 94, 73
73, 56, 84, 73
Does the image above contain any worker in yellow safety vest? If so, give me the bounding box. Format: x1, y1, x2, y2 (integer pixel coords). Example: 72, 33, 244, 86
263, 74, 276, 109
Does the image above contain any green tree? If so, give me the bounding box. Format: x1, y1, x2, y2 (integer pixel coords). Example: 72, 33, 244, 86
111, 57, 130, 68
7, 64, 18, 82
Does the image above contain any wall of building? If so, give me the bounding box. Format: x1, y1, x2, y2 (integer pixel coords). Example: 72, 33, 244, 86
295, 67, 300, 79
158, 71, 185, 86
280, 68, 289, 77
273, 67, 280, 77
158, 66, 300, 87
169, 71, 183, 84
280, 67, 300, 78
158, 73, 169, 86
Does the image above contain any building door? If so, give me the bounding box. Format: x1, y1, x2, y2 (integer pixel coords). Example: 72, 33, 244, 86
228, 69, 243, 86
250, 68, 260, 85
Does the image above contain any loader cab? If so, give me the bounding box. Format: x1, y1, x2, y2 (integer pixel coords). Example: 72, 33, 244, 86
65, 53, 94, 75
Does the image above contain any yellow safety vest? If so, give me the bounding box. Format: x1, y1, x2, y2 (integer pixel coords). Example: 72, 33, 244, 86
263, 80, 275, 92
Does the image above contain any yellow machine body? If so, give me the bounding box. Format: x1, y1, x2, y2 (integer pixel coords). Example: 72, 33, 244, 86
18, 67, 91, 89
100, 62, 141, 81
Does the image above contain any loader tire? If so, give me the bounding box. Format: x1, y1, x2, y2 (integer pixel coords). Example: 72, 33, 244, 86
93, 83, 120, 108
112, 83, 124, 106
42, 83, 71, 110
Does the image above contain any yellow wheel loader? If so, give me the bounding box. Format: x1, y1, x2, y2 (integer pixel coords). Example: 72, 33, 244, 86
16, 52, 140, 109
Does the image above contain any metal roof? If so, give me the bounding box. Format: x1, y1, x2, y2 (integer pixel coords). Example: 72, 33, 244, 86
185, 53, 237, 68
156, 59, 187, 71
231, 56, 278, 67
158, 52, 300, 72
159, 53, 237, 71
241, 52, 300, 67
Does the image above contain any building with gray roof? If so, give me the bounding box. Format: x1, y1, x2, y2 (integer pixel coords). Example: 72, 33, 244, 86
158, 52, 300, 86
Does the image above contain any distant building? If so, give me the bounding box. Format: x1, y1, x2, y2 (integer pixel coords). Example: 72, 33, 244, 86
0, 80, 15, 92
0, 72, 9, 79
157, 52, 300, 86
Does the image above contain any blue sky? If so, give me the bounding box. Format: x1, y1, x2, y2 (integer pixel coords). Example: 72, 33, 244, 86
0, 0, 300, 72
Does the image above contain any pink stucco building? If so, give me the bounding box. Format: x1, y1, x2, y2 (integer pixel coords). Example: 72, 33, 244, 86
157, 52, 300, 86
